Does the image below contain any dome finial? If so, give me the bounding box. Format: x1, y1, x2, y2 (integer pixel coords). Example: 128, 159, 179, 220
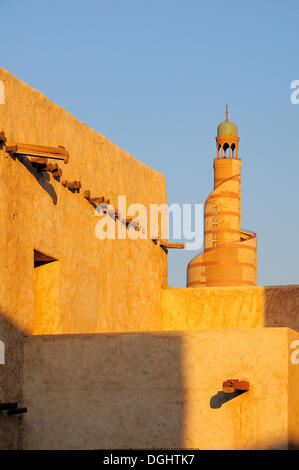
226, 104, 229, 122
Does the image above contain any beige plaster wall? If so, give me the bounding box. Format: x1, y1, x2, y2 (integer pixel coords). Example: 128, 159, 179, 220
0, 315, 24, 449
22, 328, 296, 450
288, 328, 299, 448
0, 68, 167, 335
161, 285, 299, 331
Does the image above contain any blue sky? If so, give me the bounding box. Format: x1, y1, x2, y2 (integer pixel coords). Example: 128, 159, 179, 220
1, 0, 299, 286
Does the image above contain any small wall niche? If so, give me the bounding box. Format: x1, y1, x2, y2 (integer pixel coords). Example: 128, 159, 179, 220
33, 250, 60, 334
34, 250, 57, 268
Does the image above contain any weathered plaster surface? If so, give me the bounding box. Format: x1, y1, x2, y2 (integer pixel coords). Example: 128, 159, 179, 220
161, 285, 299, 331
0, 67, 167, 334
1, 68, 299, 451
22, 328, 297, 450
0, 316, 23, 449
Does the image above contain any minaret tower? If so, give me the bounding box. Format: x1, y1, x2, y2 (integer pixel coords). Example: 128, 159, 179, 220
187, 108, 257, 287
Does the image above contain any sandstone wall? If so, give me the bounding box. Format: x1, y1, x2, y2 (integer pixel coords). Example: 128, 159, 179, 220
161, 285, 299, 331
0, 315, 24, 449
0, 68, 167, 334
22, 328, 297, 450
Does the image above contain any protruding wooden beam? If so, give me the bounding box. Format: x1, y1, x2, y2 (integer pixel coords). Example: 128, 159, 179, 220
0, 131, 7, 144
0, 402, 17, 410
52, 168, 62, 178
91, 197, 110, 205
222, 379, 249, 394
7, 407, 27, 415
45, 163, 58, 172
6, 142, 69, 164
83, 191, 110, 205
30, 156, 48, 166
62, 180, 81, 190
160, 240, 185, 249
42, 163, 62, 178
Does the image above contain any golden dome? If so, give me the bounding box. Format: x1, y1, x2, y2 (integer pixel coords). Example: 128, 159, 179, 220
217, 106, 238, 137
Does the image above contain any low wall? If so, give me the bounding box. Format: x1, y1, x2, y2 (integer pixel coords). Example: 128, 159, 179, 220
22, 328, 298, 449
0, 315, 24, 449
161, 285, 299, 331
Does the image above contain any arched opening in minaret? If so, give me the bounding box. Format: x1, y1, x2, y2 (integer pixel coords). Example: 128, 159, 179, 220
217, 144, 221, 158
223, 142, 229, 158
231, 143, 236, 158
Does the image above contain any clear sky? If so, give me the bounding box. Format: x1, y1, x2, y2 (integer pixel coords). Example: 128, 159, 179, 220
1, 0, 299, 287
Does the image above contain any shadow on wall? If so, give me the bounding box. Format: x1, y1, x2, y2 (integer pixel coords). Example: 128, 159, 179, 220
262, 441, 299, 450
22, 333, 185, 450
264, 285, 299, 331
1, 323, 298, 450
0, 312, 24, 449
210, 390, 247, 409
13, 155, 58, 205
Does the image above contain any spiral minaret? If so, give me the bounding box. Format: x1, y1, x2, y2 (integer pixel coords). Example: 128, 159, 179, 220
187, 107, 257, 287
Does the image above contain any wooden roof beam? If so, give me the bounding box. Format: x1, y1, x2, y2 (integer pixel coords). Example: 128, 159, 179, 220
158, 239, 185, 249
222, 379, 249, 394
5, 142, 69, 164
62, 180, 81, 191
83, 191, 110, 206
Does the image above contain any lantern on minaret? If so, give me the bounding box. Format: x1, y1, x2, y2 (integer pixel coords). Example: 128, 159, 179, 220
216, 105, 240, 159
